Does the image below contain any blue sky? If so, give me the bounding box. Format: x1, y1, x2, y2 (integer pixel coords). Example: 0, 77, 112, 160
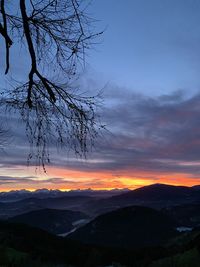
87, 0, 200, 95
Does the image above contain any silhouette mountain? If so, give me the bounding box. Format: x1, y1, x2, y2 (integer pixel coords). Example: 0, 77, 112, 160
111, 183, 194, 202
68, 205, 178, 249
0, 188, 128, 202
9, 208, 88, 235
84, 183, 200, 216
0, 207, 200, 267
0, 196, 92, 219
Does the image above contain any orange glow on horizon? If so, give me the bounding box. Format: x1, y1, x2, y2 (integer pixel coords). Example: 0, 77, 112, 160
0, 165, 200, 192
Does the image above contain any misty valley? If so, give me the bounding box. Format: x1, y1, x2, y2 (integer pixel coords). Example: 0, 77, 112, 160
0, 184, 200, 266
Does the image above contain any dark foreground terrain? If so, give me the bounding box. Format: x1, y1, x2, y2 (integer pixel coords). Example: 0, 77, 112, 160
1, 220, 200, 267
1, 184, 200, 266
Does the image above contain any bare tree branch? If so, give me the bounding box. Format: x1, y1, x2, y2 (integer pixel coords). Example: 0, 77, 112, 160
0, 0, 104, 169
0, 0, 13, 74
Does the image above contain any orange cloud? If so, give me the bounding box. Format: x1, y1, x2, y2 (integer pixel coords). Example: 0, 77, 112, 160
0, 165, 200, 192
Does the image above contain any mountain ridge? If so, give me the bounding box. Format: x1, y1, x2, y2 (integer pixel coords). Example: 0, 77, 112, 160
68, 205, 178, 249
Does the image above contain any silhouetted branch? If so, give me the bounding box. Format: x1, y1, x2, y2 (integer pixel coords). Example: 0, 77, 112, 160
0, 0, 104, 169
0, 0, 12, 74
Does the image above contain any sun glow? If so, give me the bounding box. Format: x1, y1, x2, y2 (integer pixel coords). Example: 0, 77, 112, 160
1, 164, 200, 192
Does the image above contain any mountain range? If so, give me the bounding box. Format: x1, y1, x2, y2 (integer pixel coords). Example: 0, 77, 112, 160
81, 183, 200, 216
68, 205, 178, 249
0, 188, 130, 202
0, 183, 200, 218
0, 183, 200, 266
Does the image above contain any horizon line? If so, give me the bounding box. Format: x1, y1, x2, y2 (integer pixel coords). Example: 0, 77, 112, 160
0, 182, 199, 193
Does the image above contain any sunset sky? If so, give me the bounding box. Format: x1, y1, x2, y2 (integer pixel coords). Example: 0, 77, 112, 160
1, 0, 200, 191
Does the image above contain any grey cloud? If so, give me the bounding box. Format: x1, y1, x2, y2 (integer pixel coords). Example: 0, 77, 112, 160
2, 85, 200, 179
0, 175, 81, 186
38, 88, 200, 177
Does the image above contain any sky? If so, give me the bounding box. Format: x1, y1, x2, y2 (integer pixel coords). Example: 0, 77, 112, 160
1, 0, 200, 191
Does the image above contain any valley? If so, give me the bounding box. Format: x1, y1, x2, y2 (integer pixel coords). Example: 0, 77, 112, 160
0, 184, 200, 266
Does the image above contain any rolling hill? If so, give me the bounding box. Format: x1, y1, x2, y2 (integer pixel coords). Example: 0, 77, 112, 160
9, 208, 89, 235
84, 183, 200, 216
68, 205, 178, 249
0, 195, 93, 219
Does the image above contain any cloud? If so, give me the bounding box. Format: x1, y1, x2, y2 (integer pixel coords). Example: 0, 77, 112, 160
75, 88, 200, 176
2, 85, 200, 186
0, 175, 82, 186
